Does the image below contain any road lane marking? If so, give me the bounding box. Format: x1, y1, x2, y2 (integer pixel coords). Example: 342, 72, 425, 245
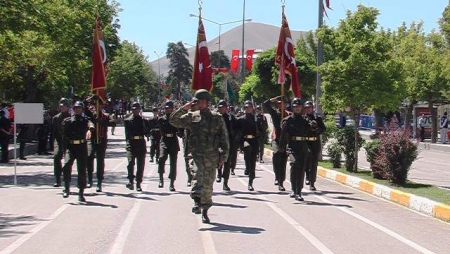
197, 217, 218, 254
109, 165, 154, 254
258, 161, 435, 254
236, 177, 334, 254
0, 204, 69, 254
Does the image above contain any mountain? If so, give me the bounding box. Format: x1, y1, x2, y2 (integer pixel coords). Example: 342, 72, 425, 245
150, 22, 309, 76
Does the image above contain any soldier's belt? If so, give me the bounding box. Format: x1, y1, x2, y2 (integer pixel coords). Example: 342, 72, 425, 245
244, 135, 255, 139
163, 134, 174, 137
131, 136, 144, 140
69, 139, 86, 144
151, 128, 160, 132
291, 136, 318, 141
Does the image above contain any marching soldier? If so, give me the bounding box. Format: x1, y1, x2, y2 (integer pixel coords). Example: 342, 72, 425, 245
124, 102, 148, 192
279, 98, 310, 201
216, 99, 237, 191
228, 105, 238, 176
52, 98, 71, 187
182, 98, 199, 187
256, 105, 268, 163
303, 101, 326, 191
84, 97, 111, 192
157, 100, 180, 191
169, 89, 229, 223
263, 96, 289, 191
61, 101, 94, 202
147, 107, 161, 163
236, 100, 264, 191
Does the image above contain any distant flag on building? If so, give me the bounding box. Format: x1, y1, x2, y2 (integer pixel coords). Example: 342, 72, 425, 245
246, 49, 255, 71
275, 10, 301, 98
91, 16, 108, 102
230, 49, 240, 73
192, 16, 212, 91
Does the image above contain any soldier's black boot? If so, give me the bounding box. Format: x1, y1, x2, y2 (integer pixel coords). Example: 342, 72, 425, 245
187, 175, 192, 187
62, 183, 70, 198
201, 208, 210, 224
169, 180, 175, 192
78, 188, 86, 202
149, 157, 154, 163
126, 180, 134, 190
248, 178, 254, 191
192, 197, 201, 214
136, 182, 142, 192
158, 174, 164, 188
87, 172, 93, 188
216, 174, 221, 183
278, 182, 286, 191
295, 190, 304, 201
96, 181, 102, 192
223, 179, 230, 191
53, 177, 61, 187
230, 169, 235, 175
310, 184, 316, 191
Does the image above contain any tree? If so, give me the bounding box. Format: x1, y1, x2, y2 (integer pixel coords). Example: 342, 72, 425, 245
166, 41, 192, 100
210, 50, 230, 69
316, 5, 403, 172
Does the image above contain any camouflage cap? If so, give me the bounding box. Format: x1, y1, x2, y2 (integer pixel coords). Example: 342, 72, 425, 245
194, 89, 212, 101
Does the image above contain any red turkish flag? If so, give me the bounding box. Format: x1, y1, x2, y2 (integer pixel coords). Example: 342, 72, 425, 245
275, 11, 300, 98
246, 49, 254, 71
192, 17, 212, 91
91, 17, 108, 102
230, 49, 240, 73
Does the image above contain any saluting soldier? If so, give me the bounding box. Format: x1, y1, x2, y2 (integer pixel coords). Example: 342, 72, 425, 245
263, 96, 289, 191
279, 98, 310, 201
147, 107, 161, 163
216, 99, 237, 191
157, 100, 180, 191
236, 100, 264, 191
169, 89, 229, 223
84, 96, 112, 192
303, 101, 326, 191
124, 102, 148, 192
52, 98, 71, 187
61, 101, 94, 202
182, 98, 199, 187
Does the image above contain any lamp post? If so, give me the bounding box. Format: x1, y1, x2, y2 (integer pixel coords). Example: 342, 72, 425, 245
240, 0, 247, 85
154, 51, 163, 103
189, 13, 251, 70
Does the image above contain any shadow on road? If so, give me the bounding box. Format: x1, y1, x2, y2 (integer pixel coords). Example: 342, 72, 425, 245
299, 200, 353, 208
0, 213, 43, 238
213, 202, 247, 209
199, 222, 265, 234
69, 200, 119, 208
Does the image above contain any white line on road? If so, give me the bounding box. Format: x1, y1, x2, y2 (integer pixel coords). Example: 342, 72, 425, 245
197, 217, 218, 254
236, 177, 334, 254
258, 162, 435, 254
109, 165, 155, 254
0, 204, 69, 254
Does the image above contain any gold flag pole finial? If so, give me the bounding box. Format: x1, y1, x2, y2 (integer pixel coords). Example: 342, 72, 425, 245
198, 0, 202, 17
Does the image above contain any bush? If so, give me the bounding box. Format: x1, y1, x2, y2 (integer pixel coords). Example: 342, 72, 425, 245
372, 129, 418, 185
322, 115, 338, 147
363, 139, 383, 179
326, 141, 342, 168
336, 126, 365, 172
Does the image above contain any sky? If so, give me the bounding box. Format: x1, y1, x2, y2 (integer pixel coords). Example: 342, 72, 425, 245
116, 0, 449, 62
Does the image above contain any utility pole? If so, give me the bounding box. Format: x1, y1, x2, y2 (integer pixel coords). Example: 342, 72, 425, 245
316, 0, 324, 115
240, 0, 246, 85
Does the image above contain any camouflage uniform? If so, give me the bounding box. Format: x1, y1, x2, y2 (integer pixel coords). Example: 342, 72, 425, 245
169, 89, 229, 223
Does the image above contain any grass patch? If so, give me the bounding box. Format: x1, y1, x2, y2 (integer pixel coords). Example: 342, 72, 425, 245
319, 161, 450, 205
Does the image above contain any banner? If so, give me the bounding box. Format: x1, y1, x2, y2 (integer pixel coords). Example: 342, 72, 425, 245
225, 78, 237, 102
246, 49, 254, 71
231, 49, 240, 73
192, 17, 212, 91
91, 17, 108, 101
275, 11, 301, 98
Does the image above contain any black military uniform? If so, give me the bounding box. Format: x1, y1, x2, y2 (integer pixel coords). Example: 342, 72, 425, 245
228, 105, 239, 175
157, 100, 180, 191
256, 105, 268, 163
147, 107, 161, 163
52, 98, 71, 187
216, 100, 237, 191
17, 124, 29, 160
85, 98, 111, 192
279, 98, 310, 201
303, 101, 326, 191
124, 102, 148, 192
236, 100, 264, 191
263, 96, 289, 191
0, 110, 11, 163
61, 101, 94, 202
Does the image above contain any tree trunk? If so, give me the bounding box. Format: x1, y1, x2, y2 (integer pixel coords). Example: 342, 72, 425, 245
429, 101, 437, 143
404, 103, 414, 132
354, 113, 360, 172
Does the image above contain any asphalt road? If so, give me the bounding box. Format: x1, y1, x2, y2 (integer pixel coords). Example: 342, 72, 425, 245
0, 126, 449, 254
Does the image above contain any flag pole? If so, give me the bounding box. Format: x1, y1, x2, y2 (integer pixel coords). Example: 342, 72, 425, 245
280, 3, 285, 120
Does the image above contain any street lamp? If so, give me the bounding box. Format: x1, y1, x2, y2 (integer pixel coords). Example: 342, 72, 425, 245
154, 51, 163, 103
240, 0, 247, 85
189, 13, 251, 69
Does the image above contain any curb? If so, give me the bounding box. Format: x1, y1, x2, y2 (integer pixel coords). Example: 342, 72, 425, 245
263, 148, 450, 222
317, 166, 450, 222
